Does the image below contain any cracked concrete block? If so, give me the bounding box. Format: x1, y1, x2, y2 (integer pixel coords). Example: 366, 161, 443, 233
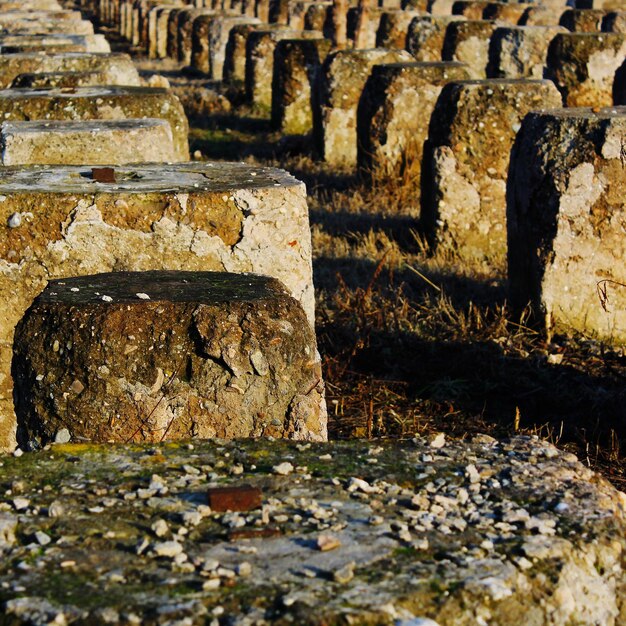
547, 32, 626, 106
0, 162, 316, 451
13, 271, 327, 447
0, 34, 110, 54
357, 61, 469, 207
488, 25, 566, 79
406, 15, 465, 61
507, 107, 626, 344
0, 87, 188, 161
224, 22, 260, 84
442, 19, 500, 78
272, 37, 332, 135
0, 53, 140, 89
246, 27, 314, 113
376, 9, 424, 49
0, 119, 179, 165
560, 9, 607, 32
421, 79, 562, 264
315, 47, 414, 167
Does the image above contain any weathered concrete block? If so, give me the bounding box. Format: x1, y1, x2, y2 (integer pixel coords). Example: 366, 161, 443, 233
0, 87, 188, 161
166, 7, 186, 58
224, 22, 260, 84
288, 0, 330, 30
272, 37, 332, 135
488, 25, 567, 79
422, 79, 562, 264
10, 70, 113, 89
0, 34, 110, 54
0, 161, 316, 451
0, 19, 95, 35
603, 12, 626, 33
560, 8, 607, 32
428, 0, 457, 16
0, 53, 140, 89
147, 4, 183, 59
406, 15, 465, 62
155, 7, 177, 58
520, 6, 566, 27
507, 107, 626, 343
357, 61, 469, 206
304, 2, 331, 33
483, 3, 532, 24
452, 0, 490, 19
246, 27, 312, 113
376, 9, 423, 49
547, 32, 626, 106
13, 271, 327, 447
0, 119, 179, 165
346, 7, 387, 48
315, 47, 414, 167
576, 0, 625, 8
209, 16, 260, 79
178, 9, 215, 65
442, 19, 500, 78
191, 13, 218, 74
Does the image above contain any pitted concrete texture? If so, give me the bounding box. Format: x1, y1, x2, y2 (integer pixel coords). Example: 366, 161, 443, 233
483, 2, 533, 24
421, 79, 562, 265
452, 0, 491, 19
0, 53, 140, 89
560, 8, 607, 32
547, 32, 626, 106
488, 25, 567, 79
0, 119, 179, 166
315, 48, 414, 168
406, 15, 466, 62
10, 70, 114, 89
0, 161, 316, 451
520, 5, 566, 27
442, 19, 500, 78
0, 436, 625, 624
376, 9, 424, 49
224, 22, 260, 83
604, 12, 626, 33
357, 61, 469, 204
13, 272, 327, 447
507, 107, 626, 344
272, 37, 332, 136
0, 34, 110, 54
0, 87, 188, 161
0, 19, 95, 35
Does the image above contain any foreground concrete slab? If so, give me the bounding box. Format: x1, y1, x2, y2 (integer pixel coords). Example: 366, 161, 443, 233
0, 436, 624, 624
0, 162, 315, 450
0, 52, 140, 89
0, 34, 110, 54
422, 78, 562, 264
508, 107, 626, 344
10, 70, 115, 89
14, 271, 327, 446
0, 87, 188, 161
0, 119, 179, 165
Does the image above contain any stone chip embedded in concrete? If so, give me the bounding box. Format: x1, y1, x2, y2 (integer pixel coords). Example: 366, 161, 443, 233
0, 119, 180, 166
421, 78, 562, 264
357, 61, 469, 207
0, 161, 316, 451
507, 107, 626, 344
547, 32, 626, 106
0, 86, 189, 161
13, 271, 327, 447
315, 47, 414, 167
0, 52, 140, 89
0, 436, 625, 623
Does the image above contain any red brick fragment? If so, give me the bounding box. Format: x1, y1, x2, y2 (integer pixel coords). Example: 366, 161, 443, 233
207, 485, 262, 512
91, 167, 116, 183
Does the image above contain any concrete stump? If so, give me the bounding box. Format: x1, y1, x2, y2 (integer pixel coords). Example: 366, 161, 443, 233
156, 7, 177, 58
190, 13, 217, 73
560, 8, 607, 32
10, 70, 113, 89
166, 7, 186, 59
520, 6, 566, 27
0, 87, 189, 161
13, 271, 327, 447
0, 53, 140, 89
178, 9, 214, 65
209, 16, 260, 80
442, 19, 500, 78
488, 25, 566, 79
245, 28, 311, 113
428, 0, 457, 16
272, 37, 332, 135
304, 2, 331, 33
508, 107, 626, 343
603, 12, 626, 33
406, 15, 465, 62
452, 0, 490, 19
483, 3, 532, 24
0, 19, 95, 35
547, 32, 626, 106
224, 22, 260, 84
0, 119, 179, 165
376, 9, 423, 49
0, 34, 111, 54
421, 79, 562, 264
357, 61, 469, 208
0, 161, 316, 451
315, 47, 414, 167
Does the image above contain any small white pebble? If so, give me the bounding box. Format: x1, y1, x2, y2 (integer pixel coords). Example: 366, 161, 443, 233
273, 462, 294, 476
101, 295, 113, 303
136, 293, 150, 300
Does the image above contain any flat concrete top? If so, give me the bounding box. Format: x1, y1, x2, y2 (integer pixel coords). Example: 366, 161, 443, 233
455, 78, 555, 87
0, 162, 302, 193
36, 271, 284, 305
527, 106, 626, 120
0, 118, 171, 134
0, 52, 129, 61
0, 86, 170, 100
